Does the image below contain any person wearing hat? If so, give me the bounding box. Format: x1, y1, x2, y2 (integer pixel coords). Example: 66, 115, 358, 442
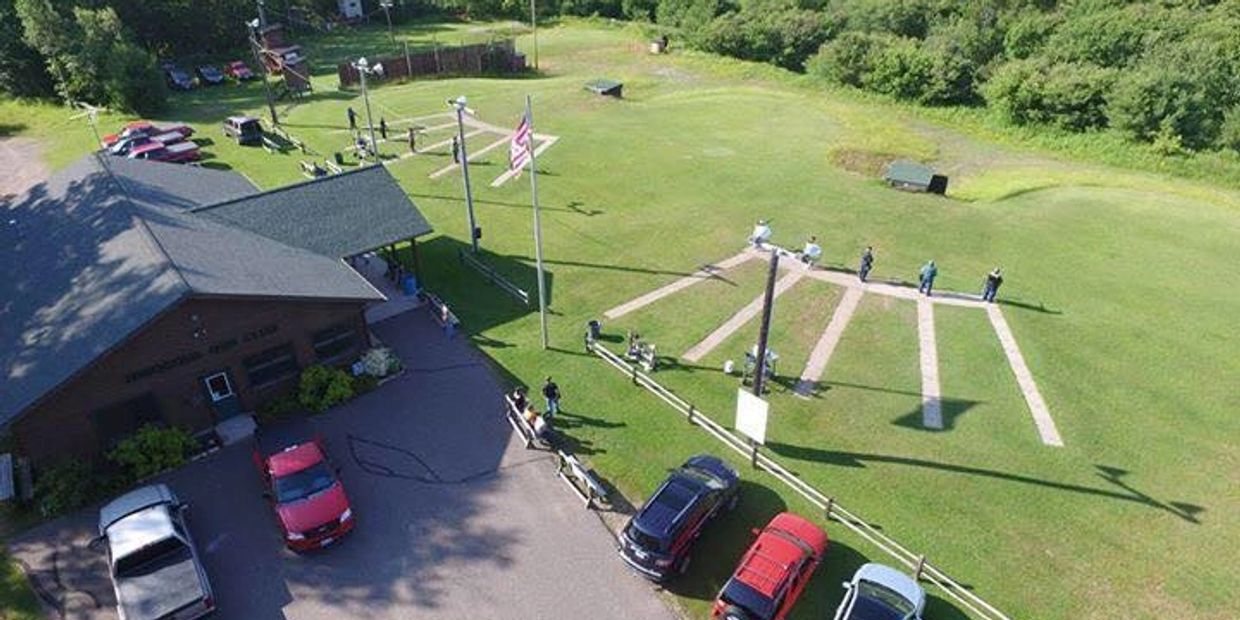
918, 260, 938, 296
800, 236, 822, 267
858, 246, 875, 282
982, 267, 1004, 303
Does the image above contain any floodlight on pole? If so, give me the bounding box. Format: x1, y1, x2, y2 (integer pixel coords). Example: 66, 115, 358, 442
248, 19, 279, 126
354, 57, 379, 161
449, 95, 480, 253
529, 0, 539, 70
380, 0, 395, 44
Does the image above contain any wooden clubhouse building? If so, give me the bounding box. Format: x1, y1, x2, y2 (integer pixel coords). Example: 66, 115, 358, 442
1, 156, 431, 465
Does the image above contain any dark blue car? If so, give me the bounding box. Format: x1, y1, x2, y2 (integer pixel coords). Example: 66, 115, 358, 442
619, 454, 740, 582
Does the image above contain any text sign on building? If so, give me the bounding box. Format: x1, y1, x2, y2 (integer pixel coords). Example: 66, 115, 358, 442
735, 389, 769, 445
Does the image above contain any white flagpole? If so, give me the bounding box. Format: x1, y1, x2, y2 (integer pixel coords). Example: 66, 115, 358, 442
527, 94, 550, 350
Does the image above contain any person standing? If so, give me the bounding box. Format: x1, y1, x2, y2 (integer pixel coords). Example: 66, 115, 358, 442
379, 117, 388, 141
982, 267, 1003, 302
451, 135, 461, 164
749, 219, 772, 247
542, 377, 561, 418
918, 260, 938, 296
407, 127, 417, 154
858, 246, 874, 282
347, 106, 357, 130
800, 236, 822, 266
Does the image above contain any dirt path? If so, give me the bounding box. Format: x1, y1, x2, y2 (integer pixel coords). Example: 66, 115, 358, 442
0, 137, 49, 203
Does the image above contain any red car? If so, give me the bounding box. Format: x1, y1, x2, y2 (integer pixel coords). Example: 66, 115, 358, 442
101, 120, 193, 147
127, 141, 201, 163
224, 60, 257, 81
712, 512, 828, 620
256, 436, 355, 551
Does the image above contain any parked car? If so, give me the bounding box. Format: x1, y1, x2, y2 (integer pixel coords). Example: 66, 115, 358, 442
196, 65, 226, 86
712, 512, 828, 620
108, 131, 188, 156
222, 116, 264, 146
101, 121, 194, 148
618, 454, 739, 582
224, 60, 257, 81
254, 424, 355, 551
95, 484, 215, 620
833, 564, 926, 620
128, 141, 201, 163
165, 67, 194, 90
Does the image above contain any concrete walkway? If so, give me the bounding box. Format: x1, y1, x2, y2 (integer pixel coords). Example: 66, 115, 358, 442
604, 250, 756, 319
682, 270, 804, 363
987, 305, 1064, 447
349, 254, 423, 324
917, 297, 943, 430
428, 134, 512, 179
795, 287, 864, 397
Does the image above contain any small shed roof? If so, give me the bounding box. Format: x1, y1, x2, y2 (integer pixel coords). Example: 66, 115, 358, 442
884, 160, 935, 187
584, 79, 623, 96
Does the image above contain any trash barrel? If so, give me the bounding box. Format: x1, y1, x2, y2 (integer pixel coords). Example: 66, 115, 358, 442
587, 320, 601, 341
402, 274, 418, 296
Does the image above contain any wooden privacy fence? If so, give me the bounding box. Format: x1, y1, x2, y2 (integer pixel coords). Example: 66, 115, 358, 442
337, 40, 525, 87
587, 340, 1015, 620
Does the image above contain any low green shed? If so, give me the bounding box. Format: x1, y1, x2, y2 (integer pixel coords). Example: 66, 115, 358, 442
584, 79, 623, 98
883, 160, 948, 195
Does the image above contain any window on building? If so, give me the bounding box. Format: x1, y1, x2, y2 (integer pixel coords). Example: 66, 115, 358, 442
93, 393, 164, 451
312, 322, 359, 362
244, 343, 299, 388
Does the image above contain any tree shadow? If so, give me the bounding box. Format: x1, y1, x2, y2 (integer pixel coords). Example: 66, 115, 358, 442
764, 444, 1205, 524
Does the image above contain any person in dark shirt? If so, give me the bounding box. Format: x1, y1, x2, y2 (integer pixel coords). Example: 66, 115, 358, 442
347, 106, 357, 130
542, 377, 561, 418
918, 260, 938, 296
982, 267, 1004, 303
379, 117, 388, 140
859, 246, 874, 282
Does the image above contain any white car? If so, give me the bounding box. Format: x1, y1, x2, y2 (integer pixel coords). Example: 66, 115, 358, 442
833, 563, 926, 620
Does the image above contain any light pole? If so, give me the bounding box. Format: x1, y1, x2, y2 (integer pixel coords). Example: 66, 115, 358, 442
380, 0, 395, 44
256, 0, 267, 28
354, 57, 379, 160
248, 19, 278, 127
529, 0, 539, 70
448, 95, 479, 253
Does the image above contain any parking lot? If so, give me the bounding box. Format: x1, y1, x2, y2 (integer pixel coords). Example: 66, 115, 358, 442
9, 311, 678, 620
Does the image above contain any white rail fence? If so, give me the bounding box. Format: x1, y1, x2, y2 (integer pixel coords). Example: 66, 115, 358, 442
587, 341, 1013, 620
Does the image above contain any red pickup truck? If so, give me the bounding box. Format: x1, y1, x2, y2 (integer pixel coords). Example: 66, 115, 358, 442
101, 121, 194, 148
128, 141, 201, 163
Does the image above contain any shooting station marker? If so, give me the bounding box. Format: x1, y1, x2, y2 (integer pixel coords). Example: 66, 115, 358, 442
682, 269, 803, 363
794, 286, 864, 397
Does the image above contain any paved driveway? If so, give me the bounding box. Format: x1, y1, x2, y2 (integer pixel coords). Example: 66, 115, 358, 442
10, 311, 677, 620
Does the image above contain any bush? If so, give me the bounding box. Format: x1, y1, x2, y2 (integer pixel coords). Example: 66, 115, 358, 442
1044, 4, 1153, 68
360, 347, 402, 378
861, 36, 933, 101
1221, 106, 1240, 153
1002, 10, 1058, 60
984, 58, 1114, 131
34, 459, 95, 516
256, 391, 303, 424
697, 8, 832, 70
107, 425, 197, 482
806, 31, 889, 86
1108, 65, 1219, 150
298, 365, 355, 414
656, 0, 729, 34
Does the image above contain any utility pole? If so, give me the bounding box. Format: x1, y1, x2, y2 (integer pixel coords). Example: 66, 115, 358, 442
529, 0, 539, 70
256, 0, 268, 27
355, 57, 378, 159
380, 0, 395, 44
248, 21, 279, 127
752, 251, 779, 396
449, 96, 479, 253
526, 94, 548, 349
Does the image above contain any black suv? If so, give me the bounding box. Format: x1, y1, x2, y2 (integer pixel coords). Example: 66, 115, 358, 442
619, 454, 740, 582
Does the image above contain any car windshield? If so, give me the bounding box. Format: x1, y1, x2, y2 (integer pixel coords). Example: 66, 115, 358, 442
625, 522, 667, 553
113, 536, 189, 578
273, 461, 336, 503
720, 579, 777, 619
850, 581, 916, 620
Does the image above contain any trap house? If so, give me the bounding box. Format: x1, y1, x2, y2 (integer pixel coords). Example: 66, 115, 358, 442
1, 155, 431, 464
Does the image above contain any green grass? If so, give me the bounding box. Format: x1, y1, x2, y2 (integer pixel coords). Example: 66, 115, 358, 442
0, 551, 43, 620
4, 18, 1240, 620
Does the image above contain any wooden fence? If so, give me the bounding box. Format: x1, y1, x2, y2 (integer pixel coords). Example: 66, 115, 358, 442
337, 40, 525, 87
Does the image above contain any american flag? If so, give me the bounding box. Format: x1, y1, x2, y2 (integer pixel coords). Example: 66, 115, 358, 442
509, 112, 533, 172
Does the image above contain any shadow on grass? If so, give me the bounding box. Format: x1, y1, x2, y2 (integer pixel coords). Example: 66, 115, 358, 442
891, 397, 982, 432
408, 192, 604, 216
765, 444, 1205, 524
0, 123, 28, 137
997, 297, 1063, 315
415, 235, 546, 334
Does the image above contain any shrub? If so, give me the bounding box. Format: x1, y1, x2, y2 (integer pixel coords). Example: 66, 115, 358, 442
34, 459, 95, 516
360, 347, 402, 378
861, 36, 933, 102
256, 391, 303, 424
1108, 64, 1220, 150
807, 31, 889, 86
1002, 10, 1058, 60
1044, 4, 1153, 68
656, 0, 729, 35
984, 59, 1114, 131
298, 365, 355, 414
1220, 106, 1240, 153
107, 425, 197, 482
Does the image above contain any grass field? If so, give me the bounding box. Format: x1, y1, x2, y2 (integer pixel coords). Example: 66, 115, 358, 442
4, 18, 1239, 620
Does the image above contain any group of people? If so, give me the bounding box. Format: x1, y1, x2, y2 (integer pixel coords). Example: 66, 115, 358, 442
508, 378, 563, 440
749, 220, 1006, 302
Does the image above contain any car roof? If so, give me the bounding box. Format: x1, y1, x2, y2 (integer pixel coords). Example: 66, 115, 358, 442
633, 474, 705, 539
855, 563, 924, 607
733, 529, 808, 597
99, 483, 177, 531
768, 512, 828, 555
268, 441, 325, 477
106, 504, 179, 559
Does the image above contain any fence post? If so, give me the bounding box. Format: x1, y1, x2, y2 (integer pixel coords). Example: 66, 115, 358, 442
914, 555, 926, 581
687, 404, 695, 425
824, 497, 834, 520
631, 363, 638, 385
750, 440, 759, 469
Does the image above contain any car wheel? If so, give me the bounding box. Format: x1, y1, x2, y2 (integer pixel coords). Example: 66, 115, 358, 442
721, 605, 751, 620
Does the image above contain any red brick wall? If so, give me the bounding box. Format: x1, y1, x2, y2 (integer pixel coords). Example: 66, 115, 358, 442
14, 296, 369, 465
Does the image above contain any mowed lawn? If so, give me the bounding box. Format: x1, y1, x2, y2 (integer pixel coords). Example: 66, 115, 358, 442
5, 19, 1240, 620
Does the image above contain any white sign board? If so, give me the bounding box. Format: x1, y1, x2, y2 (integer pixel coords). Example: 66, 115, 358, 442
735, 389, 769, 445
